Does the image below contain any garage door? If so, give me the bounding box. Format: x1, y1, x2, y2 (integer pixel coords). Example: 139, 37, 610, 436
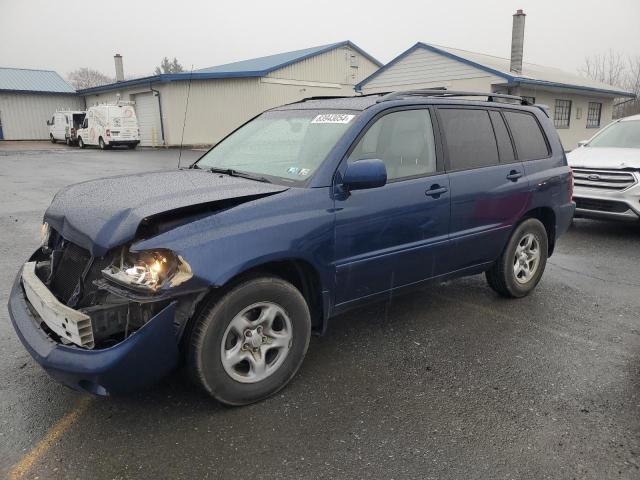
134, 92, 162, 147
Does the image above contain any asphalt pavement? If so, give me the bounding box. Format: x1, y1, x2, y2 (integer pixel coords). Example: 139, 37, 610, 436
0, 143, 638, 479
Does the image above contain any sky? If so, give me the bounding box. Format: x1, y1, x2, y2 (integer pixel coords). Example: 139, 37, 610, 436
1, 0, 638, 81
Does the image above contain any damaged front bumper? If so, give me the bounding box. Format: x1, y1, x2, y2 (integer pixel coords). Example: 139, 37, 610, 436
8, 267, 181, 396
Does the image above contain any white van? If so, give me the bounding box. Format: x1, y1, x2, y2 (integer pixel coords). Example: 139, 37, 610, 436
76, 103, 140, 150
47, 111, 86, 145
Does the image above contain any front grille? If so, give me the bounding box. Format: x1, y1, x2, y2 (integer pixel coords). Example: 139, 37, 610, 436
574, 197, 631, 213
50, 242, 91, 304
572, 168, 637, 191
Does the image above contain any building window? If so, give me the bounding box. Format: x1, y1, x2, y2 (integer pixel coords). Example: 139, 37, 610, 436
554, 99, 572, 128
587, 102, 602, 128
521, 96, 535, 104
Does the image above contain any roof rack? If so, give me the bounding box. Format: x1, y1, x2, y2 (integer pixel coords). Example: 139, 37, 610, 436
377, 89, 532, 105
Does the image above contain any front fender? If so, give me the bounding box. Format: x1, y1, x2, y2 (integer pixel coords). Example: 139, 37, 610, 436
133, 187, 336, 293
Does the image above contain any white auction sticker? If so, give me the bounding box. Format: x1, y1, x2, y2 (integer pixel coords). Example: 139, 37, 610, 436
311, 114, 355, 124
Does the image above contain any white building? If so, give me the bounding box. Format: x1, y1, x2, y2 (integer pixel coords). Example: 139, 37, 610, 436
0, 68, 84, 140
357, 11, 635, 150
79, 41, 381, 147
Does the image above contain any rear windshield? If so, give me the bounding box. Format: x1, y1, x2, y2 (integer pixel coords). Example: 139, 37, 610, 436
196, 109, 358, 183
588, 120, 640, 148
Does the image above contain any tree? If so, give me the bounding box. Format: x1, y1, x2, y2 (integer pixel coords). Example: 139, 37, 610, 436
154, 57, 184, 75
67, 68, 114, 90
580, 51, 640, 118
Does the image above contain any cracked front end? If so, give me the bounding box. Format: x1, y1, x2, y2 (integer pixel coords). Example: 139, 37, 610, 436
7, 227, 205, 395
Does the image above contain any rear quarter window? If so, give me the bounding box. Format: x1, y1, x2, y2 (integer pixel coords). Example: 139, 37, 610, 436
503, 111, 550, 160
438, 108, 499, 171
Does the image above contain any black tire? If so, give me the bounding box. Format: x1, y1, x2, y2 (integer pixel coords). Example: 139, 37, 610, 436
65, 137, 71, 146
485, 218, 548, 298
78, 137, 85, 149
187, 276, 311, 406
50, 134, 56, 144
127, 144, 137, 150
99, 137, 106, 150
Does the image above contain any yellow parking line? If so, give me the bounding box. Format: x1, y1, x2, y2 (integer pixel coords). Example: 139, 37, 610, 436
8, 395, 92, 480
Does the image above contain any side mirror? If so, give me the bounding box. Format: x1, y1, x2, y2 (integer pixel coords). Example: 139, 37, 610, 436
578, 140, 589, 147
46, 120, 51, 126
343, 159, 387, 191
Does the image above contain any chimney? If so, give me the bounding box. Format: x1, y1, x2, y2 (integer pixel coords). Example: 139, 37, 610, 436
510, 9, 526, 75
114, 54, 124, 82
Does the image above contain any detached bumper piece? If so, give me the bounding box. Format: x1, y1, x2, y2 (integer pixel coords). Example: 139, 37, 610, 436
8, 270, 180, 396
22, 261, 95, 348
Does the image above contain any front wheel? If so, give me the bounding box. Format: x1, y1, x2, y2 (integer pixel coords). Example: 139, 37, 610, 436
486, 218, 548, 298
187, 276, 311, 406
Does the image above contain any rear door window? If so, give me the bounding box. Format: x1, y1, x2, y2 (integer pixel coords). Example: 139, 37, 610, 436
438, 108, 499, 171
489, 111, 516, 164
503, 111, 550, 160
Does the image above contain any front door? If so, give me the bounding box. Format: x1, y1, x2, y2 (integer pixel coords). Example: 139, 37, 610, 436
334, 108, 450, 306
437, 107, 531, 272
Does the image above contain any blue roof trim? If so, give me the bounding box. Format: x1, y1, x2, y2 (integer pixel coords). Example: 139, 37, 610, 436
356, 42, 635, 98
79, 41, 382, 95
507, 78, 636, 98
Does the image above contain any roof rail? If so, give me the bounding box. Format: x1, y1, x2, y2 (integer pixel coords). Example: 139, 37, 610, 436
377, 89, 532, 105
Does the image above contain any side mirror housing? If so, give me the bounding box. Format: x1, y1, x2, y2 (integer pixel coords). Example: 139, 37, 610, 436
46, 120, 51, 126
578, 140, 589, 147
343, 159, 387, 191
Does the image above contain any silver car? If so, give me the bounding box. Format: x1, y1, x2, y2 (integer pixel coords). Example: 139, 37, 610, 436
567, 114, 640, 222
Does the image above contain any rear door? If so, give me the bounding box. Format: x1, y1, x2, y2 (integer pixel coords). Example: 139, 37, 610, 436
437, 107, 530, 272
333, 107, 450, 305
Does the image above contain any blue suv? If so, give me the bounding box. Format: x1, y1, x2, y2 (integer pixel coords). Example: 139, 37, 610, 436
8, 91, 575, 405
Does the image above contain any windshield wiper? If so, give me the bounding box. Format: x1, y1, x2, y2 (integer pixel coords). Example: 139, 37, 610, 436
208, 167, 271, 183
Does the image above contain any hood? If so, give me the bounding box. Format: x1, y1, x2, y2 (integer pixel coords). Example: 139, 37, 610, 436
44, 169, 288, 256
567, 147, 640, 170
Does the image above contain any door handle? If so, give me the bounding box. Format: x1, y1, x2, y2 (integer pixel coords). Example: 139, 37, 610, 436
425, 185, 448, 197
506, 170, 523, 181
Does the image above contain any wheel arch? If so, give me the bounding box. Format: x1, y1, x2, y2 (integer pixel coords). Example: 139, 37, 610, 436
186, 258, 326, 339
520, 207, 556, 256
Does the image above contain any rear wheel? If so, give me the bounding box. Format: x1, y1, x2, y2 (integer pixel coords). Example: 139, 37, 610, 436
486, 218, 548, 298
50, 134, 56, 144
187, 276, 311, 406
78, 137, 85, 149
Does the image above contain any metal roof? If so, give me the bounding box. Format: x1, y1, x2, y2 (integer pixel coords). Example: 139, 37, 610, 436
357, 42, 636, 98
78, 41, 382, 95
0, 67, 76, 94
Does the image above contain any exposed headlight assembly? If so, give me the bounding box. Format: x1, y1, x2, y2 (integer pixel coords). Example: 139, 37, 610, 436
102, 247, 192, 292
40, 222, 51, 249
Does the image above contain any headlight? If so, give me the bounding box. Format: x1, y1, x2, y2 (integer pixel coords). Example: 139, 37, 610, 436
102, 248, 192, 292
40, 222, 51, 248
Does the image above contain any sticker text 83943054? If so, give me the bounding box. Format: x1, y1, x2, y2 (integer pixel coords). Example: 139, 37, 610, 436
311, 114, 355, 124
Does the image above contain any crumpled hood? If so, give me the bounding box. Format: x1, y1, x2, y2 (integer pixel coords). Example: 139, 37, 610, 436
44, 169, 288, 256
567, 147, 640, 170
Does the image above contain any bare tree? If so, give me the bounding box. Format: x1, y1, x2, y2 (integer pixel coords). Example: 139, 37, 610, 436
154, 57, 184, 75
581, 51, 640, 118
67, 68, 114, 90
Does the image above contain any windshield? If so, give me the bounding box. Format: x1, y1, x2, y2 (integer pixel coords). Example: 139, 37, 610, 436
195, 110, 358, 183
588, 120, 640, 148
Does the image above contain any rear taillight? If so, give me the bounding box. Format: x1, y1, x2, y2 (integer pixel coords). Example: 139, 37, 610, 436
568, 169, 574, 201
106, 129, 111, 137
